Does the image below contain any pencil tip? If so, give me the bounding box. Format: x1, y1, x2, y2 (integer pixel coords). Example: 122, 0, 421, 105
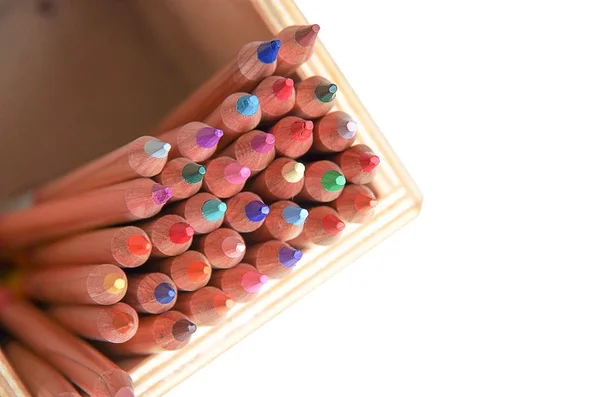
360, 154, 380, 172
226, 298, 236, 308
282, 161, 305, 183
245, 200, 270, 222
278, 247, 303, 268
151, 184, 173, 205
272, 77, 295, 100
321, 170, 346, 192
236, 94, 260, 117
224, 162, 252, 184
169, 222, 195, 244
283, 205, 309, 225
182, 163, 206, 184
355, 194, 378, 212
296, 24, 320, 46
338, 120, 358, 139
113, 311, 136, 333
241, 271, 269, 293
113, 277, 126, 290
291, 120, 313, 141
251, 132, 276, 154
213, 293, 236, 314
322, 215, 345, 235
257, 39, 281, 63
315, 83, 337, 103
188, 261, 211, 282
172, 319, 197, 342
144, 139, 172, 158
196, 127, 224, 149
127, 234, 152, 256
222, 236, 246, 258
154, 282, 176, 304
202, 199, 227, 221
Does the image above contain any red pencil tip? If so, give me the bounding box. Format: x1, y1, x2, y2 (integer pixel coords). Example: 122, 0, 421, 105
354, 194, 378, 212
359, 154, 380, 172
322, 215, 345, 235
272, 77, 295, 100
213, 294, 236, 315
241, 271, 269, 293
296, 24, 320, 47
291, 120, 313, 141
169, 222, 194, 244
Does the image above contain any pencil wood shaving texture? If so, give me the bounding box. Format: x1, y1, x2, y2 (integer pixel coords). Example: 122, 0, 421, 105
155, 158, 206, 201
249, 157, 306, 202
0, 288, 134, 397
275, 24, 320, 76
252, 76, 296, 121
202, 157, 251, 198
3, 341, 82, 397
312, 111, 358, 153
219, 130, 276, 174
332, 185, 378, 223
123, 273, 178, 314
0, 178, 172, 249
151, 251, 212, 292
99, 311, 196, 356
155, 40, 281, 133
174, 287, 235, 326
23, 226, 152, 269
209, 263, 269, 303
47, 303, 139, 344
270, 116, 314, 158
244, 240, 303, 279
195, 228, 246, 269
246, 200, 308, 242
138, 214, 195, 257
205, 93, 263, 150
158, 122, 224, 162
21, 264, 127, 305
224, 192, 270, 233
170, 192, 227, 234
333, 144, 380, 184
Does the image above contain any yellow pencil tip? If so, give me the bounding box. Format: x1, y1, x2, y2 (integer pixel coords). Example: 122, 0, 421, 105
113, 278, 126, 290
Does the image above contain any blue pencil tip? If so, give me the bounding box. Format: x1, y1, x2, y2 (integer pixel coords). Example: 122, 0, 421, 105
236, 95, 260, 116
154, 282, 176, 305
257, 39, 281, 64
245, 200, 270, 223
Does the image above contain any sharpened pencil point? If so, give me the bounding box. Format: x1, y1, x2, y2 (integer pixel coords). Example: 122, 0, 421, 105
226, 299, 236, 309
113, 278, 126, 290
213, 293, 236, 315
278, 247, 303, 268
360, 154, 380, 172
315, 83, 337, 103
291, 120, 313, 142
257, 39, 281, 63
113, 311, 135, 334
104, 273, 127, 294
338, 120, 358, 139
355, 194, 378, 212
245, 200, 270, 222
187, 261, 210, 282
144, 139, 172, 158
202, 199, 227, 222
151, 184, 173, 205
127, 234, 152, 256
224, 163, 251, 184
241, 271, 268, 293
236, 94, 260, 116
282, 161, 305, 183
296, 24, 320, 47
273, 78, 295, 100
169, 222, 195, 244
173, 319, 197, 342
322, 170, 346, 192
251, 133, 276, 154
181, 163, 206, 184
223, 237, 246, 258
154, 282, 176, 304
196, 127, 224, 148
323, 215, 345, 235
283, 206, 309, 225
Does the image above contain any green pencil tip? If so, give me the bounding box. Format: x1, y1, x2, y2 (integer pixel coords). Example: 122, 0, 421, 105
321, 170, 346, 192
181, 163, 206, 184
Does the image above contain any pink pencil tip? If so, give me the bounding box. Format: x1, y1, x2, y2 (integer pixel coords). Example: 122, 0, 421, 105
152, 184, 173, 205
260, 275, 269, 284
240, 166, 251, 178
216, 129, 224, 137
296, 24, 320, 47
241, 271, 268, 293
265, 133, 276, 145
224, 162, 251, 184
360, 154, 380, 172
251, 133, 276, 154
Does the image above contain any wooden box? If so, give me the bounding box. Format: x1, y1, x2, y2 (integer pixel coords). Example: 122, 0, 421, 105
0, 1, 422, 395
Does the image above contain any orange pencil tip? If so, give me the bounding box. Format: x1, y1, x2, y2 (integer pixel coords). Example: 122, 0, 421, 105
127, 234, 152, 256
322, 215, 346, 235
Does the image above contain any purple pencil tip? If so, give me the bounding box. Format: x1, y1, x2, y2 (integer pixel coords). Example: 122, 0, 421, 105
278, 247, 303, 268
151, 184, 173, 205
196, 127, 224, 149
250, 133, 276, 154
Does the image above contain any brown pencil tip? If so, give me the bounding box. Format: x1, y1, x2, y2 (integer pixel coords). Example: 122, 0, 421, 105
296, 24, 320, 47
172, 319, 197, 342
113, 311, 136, 334
322, 215, 345, 235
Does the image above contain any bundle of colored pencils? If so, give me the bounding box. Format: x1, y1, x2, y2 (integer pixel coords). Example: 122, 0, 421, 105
0, 24, 381, 397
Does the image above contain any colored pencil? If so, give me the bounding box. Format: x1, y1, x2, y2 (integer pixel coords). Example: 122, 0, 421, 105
270, 116, 314, 158
249, 157, 306, 202
205, 93, 262, 151
171, 192, 227, 234
174, 287, 235, 326
158, 122, 224, 162
138, 214, 194, 257
293, 76, 337, 119
224, 192, 270, 233
246, 200, 308, 242
219, 130, 276, 174
334, 144, 380, 184
34, 136, 171, 203
155, 157, 206, 201
152, 250, 212, 292
0, 287, 135, 397
155, 40, 280, 133
0, 178, 172, 249
195, 228, 246, 269
312, 111, 358, 153
288, 206, 345, 247
275, 24, 320, 76
202, 156, 251, 198
48, 303, 139, 344
244, 240, 303, 279
100, 311, 196, 356
21, 264, 127, 305
252, 76, 295, 121
123, 273, 178, 314
297, 160, 346, 202
332, 184, 378, 223
3, 341, 82, 397
209, 264, 268, 303
23, 226, 152, 269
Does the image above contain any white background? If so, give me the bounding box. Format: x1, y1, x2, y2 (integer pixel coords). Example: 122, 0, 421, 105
168, 1, 600, 396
